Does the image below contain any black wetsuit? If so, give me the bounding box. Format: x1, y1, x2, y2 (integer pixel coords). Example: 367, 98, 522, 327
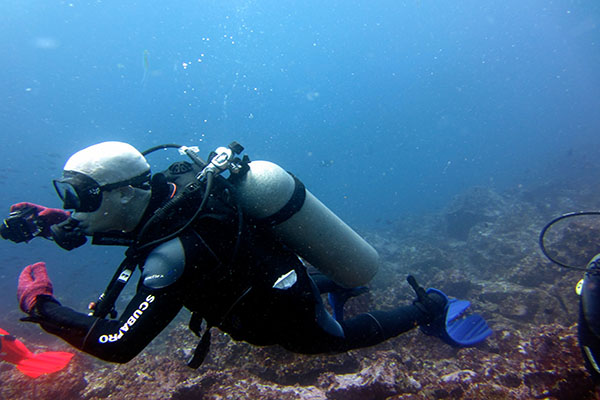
579, 301, 600, 384
30, 167, 431, 363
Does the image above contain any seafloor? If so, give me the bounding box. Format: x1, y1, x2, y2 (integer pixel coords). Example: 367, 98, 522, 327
2, 171, 600, 399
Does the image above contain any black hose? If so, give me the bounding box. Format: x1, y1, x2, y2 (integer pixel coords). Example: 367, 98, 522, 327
539, 211, 600, 272
142, 144, 207, 168
141, 144, 183, 156
135, 171, 216, 253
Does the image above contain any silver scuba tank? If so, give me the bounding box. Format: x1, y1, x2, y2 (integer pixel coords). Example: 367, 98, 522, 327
234, 160, 379, 288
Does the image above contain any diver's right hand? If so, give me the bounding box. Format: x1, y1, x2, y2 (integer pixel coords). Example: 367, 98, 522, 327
17, 262, 55, 314
10, 202, 70, 238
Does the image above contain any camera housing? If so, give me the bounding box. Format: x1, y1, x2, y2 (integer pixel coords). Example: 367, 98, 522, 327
0, 210, 39, 243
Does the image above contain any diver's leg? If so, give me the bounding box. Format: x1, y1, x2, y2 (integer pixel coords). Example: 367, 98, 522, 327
286, 276, 490, 354
336, 305, 434, 351
306, 273, 439, 350
281, 272, 447, 354
283, 301, 437, 354
334, 275, 490, 351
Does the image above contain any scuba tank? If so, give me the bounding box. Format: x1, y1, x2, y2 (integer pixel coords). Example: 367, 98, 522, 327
233, 160, 379, 288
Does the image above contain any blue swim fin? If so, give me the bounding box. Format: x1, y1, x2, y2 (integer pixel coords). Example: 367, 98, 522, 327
420, 288, 492, 347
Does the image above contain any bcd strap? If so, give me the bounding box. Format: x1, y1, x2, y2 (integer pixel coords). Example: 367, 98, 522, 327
187, 312, 212, 369
91, 255, 139, 319
259, 174, 306, 227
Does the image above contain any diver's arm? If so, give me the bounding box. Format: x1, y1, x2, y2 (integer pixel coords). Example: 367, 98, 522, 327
27, 238, 188, 363
33, 237, 189, 362
33, 284, 182, 363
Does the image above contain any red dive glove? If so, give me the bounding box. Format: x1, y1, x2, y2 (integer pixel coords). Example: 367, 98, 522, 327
17, 262, 54, 314
10, 202, 70, 238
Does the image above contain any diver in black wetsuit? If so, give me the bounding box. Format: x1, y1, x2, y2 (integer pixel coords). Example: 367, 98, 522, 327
539, 215, 600, 385
3, 141, 491, 365
577, 254, 600, 384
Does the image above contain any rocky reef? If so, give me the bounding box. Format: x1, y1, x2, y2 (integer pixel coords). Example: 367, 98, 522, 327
2, 177, 600, 399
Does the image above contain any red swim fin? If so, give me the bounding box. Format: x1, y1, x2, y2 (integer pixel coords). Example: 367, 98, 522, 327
0, 333, 34, 364
1, 328, 74, 378
16, 351, 74, 378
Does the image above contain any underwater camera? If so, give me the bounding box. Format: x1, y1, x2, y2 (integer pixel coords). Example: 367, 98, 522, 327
0, 208, 87, 250
0, 208, 40, 243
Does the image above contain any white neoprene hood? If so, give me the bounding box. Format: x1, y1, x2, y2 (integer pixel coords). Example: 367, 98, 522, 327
63, 141, 150, 185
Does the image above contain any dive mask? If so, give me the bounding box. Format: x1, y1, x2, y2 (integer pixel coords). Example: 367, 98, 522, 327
53, 170, 151, 212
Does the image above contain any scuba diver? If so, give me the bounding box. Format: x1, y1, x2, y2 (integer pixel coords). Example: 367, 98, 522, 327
2, 141, 491, 366
540, 213, 600, 384
578, 254, 600, 384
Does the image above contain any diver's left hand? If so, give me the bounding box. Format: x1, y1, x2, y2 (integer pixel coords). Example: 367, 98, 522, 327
17, 262, 54, 313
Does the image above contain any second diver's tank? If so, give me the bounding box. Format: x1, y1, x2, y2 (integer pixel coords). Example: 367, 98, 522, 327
234, 160, 379, 288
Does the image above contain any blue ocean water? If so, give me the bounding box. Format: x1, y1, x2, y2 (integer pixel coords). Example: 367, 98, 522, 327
0, 0, 599, 337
